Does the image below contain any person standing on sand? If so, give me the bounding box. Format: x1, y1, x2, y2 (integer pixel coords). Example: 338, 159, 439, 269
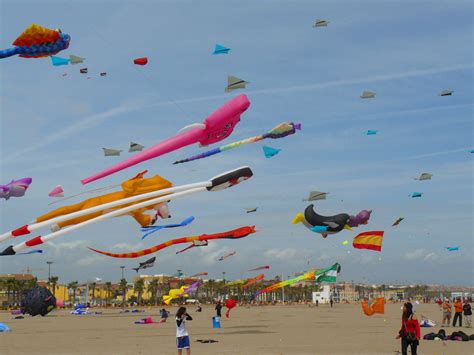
215, 301, 222, 317
176, 307, 192, 355
330, 297, 333, 308
453, 297, 463, 327
463, 299, 472, 328
441, 299, 452, 327
396, 302, 420, 355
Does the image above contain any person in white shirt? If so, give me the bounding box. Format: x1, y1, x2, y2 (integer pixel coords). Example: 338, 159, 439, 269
176, 307, 192, 354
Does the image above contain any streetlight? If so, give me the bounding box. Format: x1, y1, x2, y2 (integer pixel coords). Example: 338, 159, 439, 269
222, 271, 226, 283
120, 266, 125, 280
46, 261, 53, 280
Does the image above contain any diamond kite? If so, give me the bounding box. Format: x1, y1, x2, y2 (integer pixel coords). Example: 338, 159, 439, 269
213, 44, 230, 55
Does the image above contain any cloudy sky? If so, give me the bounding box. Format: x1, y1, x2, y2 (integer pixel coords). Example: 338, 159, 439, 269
0, 0, 472, 286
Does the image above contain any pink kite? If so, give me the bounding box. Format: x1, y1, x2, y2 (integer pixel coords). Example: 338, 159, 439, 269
81, 94, 251, 184
48, 185, 64, 198
225, 299, 238, 318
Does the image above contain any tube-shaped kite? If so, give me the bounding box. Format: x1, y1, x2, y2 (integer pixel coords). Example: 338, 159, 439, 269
0, 24, 70, 59
173, 122, 300, 164
81, 94, 251, 184
248, 265, 270, 272
241, 274, 264, 289
141, 216, 195, 240
89, 226, 255, 258
0, 167, 254, 256
190, 272, 208, 278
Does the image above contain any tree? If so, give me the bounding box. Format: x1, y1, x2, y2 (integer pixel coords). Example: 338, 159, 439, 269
119, 278, 128, 307
67, 281, 79, 305
49, 276, 59, 297
105, 282, 112, 305
134, 278, 145, 305
90, 282, 97, 304
147, 279, 159, 305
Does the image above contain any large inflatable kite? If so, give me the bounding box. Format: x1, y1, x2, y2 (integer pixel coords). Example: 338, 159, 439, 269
21, 286, 57, 316
81, 94, 251, 184
0, 177, 32, 200
361, 297, 385, 316
173, 122, 300, 164
89, 227, 255, 258
225, 299, 238, 318
0, 167, 254, 256
163, 281, 200, 305
0, 24, 70, 59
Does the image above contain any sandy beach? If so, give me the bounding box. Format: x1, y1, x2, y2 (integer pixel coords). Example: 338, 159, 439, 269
1, 303, 473, 354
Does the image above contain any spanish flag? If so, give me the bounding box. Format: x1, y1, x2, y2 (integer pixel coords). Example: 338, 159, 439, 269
352, 231, 384, 251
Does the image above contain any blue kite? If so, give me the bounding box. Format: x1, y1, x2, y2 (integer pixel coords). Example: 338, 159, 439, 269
140, 216, 195, 240
366, 130, 378, 135
213, 44, 230, 55
445, 246, 459, 251
263, 146, 281, 158
410, 192, 423, 198
51, 56, 70, 66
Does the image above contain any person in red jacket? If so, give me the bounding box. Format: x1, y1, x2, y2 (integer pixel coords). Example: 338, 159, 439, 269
396, 302, 420, 355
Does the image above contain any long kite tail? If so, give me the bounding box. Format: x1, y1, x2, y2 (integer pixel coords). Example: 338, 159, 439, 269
89, 226, 256, 258
176, 244, 195, 254
0, 47, 20, 59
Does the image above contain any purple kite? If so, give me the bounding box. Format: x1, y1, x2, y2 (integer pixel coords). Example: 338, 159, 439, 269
0, 178, 32, 200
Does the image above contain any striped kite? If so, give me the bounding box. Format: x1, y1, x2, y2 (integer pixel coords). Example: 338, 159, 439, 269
352, 231, 384, 251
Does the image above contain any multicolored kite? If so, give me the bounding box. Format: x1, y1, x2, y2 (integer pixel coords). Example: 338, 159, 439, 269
352, 231, 384, 251
242, 274, 264, 289
218, 251, 237, 261
190, 272, 208, 278
0, 177, 32, 200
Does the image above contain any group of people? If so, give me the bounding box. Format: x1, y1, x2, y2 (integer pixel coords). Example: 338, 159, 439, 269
440, 298, 472, 328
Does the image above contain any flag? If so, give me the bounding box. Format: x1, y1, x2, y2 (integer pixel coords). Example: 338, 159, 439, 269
353, 231, 384, 251
314, 263, 340, 283
362, 297, 385, 316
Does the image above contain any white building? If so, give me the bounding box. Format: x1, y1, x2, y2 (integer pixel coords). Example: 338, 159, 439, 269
312, 285, 331, 304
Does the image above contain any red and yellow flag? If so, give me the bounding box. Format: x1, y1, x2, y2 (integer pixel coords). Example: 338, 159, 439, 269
353, 231, 384, 251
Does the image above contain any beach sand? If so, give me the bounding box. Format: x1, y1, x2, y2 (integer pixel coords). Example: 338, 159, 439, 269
1, 303, 473, 354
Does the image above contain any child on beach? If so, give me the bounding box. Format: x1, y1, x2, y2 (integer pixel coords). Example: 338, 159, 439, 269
159, 308, 169, 323
176, 307, 192, 355
441, 299, 452, 327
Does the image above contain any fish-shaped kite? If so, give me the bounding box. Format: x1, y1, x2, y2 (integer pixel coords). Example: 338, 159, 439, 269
141, 216, 195, 240
242, 274, 264, 289
0, 178, 32, 200
81, 94, 251, 184
132, 257, 156, 272
175, 240, 208, 254
173, 122, 300, 164
0, 24, 70, 59
213, 44, 230, 55
218, 251, 237, 261
392, 217, 404, 226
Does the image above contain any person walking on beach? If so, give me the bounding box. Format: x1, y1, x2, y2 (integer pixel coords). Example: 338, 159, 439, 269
463, 299, 472, 328
215, 301, 222, 318
330, 297, 333, 308
453, 297, 463, 327
396, 302, 420, 355
176, 307, 192, 355
441, 298, 452, 327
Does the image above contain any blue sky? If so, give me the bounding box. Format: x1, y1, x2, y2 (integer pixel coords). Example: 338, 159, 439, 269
0, 0, 472, 285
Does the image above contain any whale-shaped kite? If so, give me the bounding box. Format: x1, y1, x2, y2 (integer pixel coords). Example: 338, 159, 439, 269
0, 177, 32, 200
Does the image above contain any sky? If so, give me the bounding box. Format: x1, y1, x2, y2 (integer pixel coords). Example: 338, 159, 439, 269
0, 0, 472, 286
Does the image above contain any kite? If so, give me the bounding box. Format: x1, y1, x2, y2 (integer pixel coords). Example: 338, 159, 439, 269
360, 91, 376, 99
20, 286, 57, 316
445, 247, 459, 251
349, 210, 372, 227
0, 177, 32, 200
242, 274, 264, 289
191, 272, 208, 278
81, 94, 251, 184
254, 263, 340, 298
292, 204, 352, 238
134, 316, 159, 324
173, 122, 300, 164
103, 148, 122, 156
366, 130, 378, 135
415, 173, 433, 181
213, 44, 230, 55
132, 256, 156, 272
16, 249, 43, 256
362, 297, 385, 316
0, 167, 253, 255
0, 323, 11, 332
245, 208, 258, 213
341, 240, 349, 246
129, 142, 144, 152
80, 68, 88, 74
303, 191, 328, 201
0, 24, 70, 59
313, 19, 329, 27
89, 227, 255, 258
225, 76, 248, 92
163, 281, 200, 304
133, 57, 148, 65
263, 146, 281, 158
225, 299, 238, 318
69, 55, 84, 64
411, 192, 423, 198
176, 240, 208, 254
439, 90, 453, 96
218, 251, 237, 261
352, 231, 384, 251
48, 185, 64, 198
50, 56, 69, 66
392, 217, 404, 226
100, 72, 107, 77
141, 216, 195, 240
248, 265, 270, 272
469, 150, 474, 153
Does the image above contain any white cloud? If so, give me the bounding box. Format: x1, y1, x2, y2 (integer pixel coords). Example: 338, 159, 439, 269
76, 255, 104, 267
264, 248, 298, 260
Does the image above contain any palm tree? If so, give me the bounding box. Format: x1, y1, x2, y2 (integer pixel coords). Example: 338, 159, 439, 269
67, 281, 79, 305
105, 282, 112, 305
119, 278, 128, 307
134, 278, 145, 305
49, 276, 59, 297
147, 279, 159, 305
90, 282, 97, 304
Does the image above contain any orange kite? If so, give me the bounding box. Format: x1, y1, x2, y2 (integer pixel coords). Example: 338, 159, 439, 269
361, 297, 385, 316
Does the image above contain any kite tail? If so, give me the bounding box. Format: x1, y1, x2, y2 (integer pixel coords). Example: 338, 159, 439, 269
292, 213, 305, 224
140, 226, 163, 240
0, 47, 20, 59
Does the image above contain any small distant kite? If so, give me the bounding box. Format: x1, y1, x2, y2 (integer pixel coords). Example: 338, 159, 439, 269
48, 185, 64, 198
50, 56, 69, 66
129, 142, 144, 152
245, 208, 258, 213
366, 130, 378, 135
100, 72, 107, 77
0, 177, 32, 200
304, 191, 328, 201
469, 150, 474, 153
360, 91, 376, 99
341, 240, 349, 246
17, 249, 43, 256
410, 192, 423, 198
103, 148, 122, 156
219, 251, 237, 261
313, 19, 329, 27
141, 216, 195, 240
439, 90, 453, 96
248, 265, 270, 272
134, 57, 148, 65
0, 24, 70, 59
362, 297, 384, 316
190, 272, 208, 278
392, 217, 404, 226
445, 246, 459, 251
213, 44, 230, 55
225, 75, 248, 92
80, 68, 88, 74
415, 173, 432, 181
263, 146, 281, 158
176, 240, 208, 255
132, 257, 156, 272
352, 231, 384, 252
69, 55, 85, 64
